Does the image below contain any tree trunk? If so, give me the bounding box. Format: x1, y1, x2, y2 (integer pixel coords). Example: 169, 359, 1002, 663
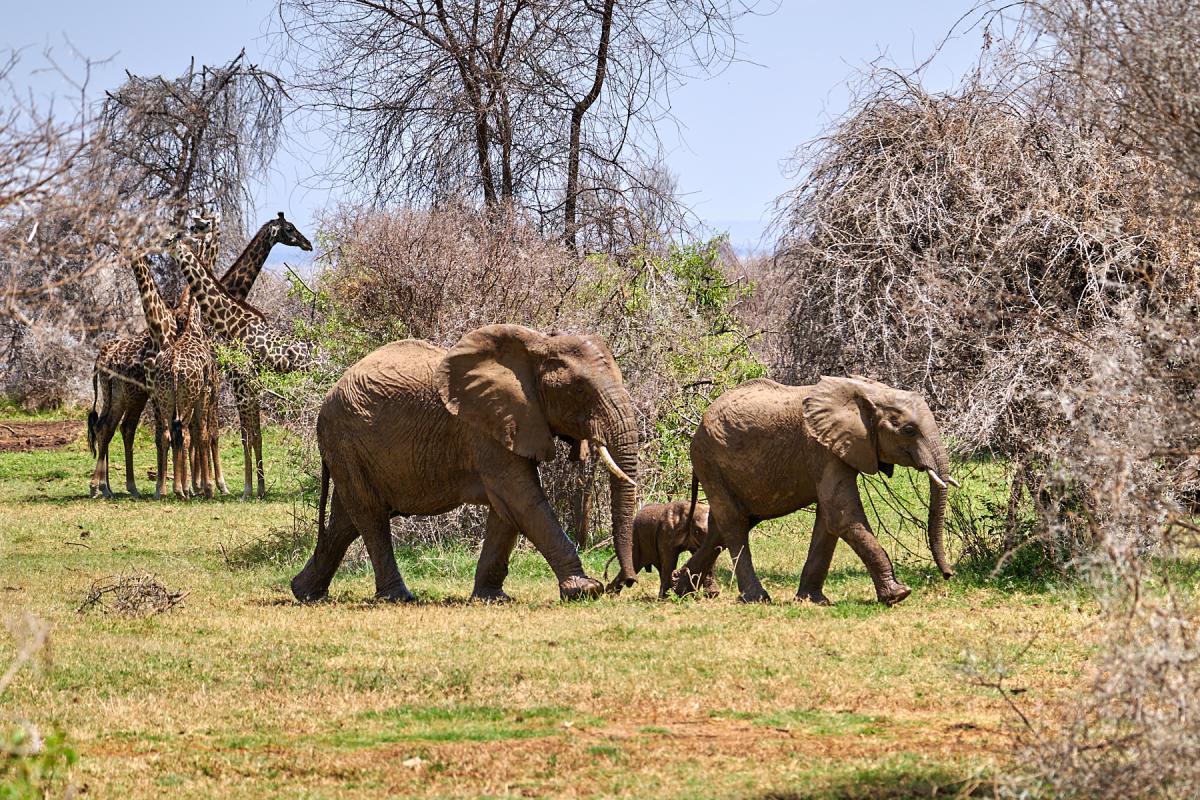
563, 0, 616, 253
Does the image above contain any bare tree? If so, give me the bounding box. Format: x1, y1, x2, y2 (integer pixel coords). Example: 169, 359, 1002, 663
0, 48, 171, 408
275, 0, 760, 250
97, 50, 286, 239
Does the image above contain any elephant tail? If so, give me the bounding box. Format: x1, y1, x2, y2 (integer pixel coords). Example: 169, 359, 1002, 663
317, 460, 330, 539
685, 472, 700, 536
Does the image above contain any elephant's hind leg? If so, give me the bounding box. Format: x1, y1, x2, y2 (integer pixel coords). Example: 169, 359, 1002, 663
719, 513, 769, 603
472, 510, 519, 602
291, 490, 362, 601
345, 502, 415, 603
796, 506, 836, 605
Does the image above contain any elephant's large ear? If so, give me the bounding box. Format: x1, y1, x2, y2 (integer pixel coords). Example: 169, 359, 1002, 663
436, 325, 557, 462
802, 376, 879, 475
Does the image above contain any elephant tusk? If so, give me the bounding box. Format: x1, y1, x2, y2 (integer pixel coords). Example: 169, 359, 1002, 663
597, 445, 636, 487
927, 469, 948, 489
946, 476, 961, 488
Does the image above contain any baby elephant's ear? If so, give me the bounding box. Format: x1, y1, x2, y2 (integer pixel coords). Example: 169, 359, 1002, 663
802, 376, 879, 475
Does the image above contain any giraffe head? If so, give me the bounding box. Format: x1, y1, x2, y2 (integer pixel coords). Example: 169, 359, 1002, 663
266, 212, 313, 252
187, 209, 222, 269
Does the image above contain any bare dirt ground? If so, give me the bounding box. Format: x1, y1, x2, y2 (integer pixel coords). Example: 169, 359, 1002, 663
0, 419, 82, 452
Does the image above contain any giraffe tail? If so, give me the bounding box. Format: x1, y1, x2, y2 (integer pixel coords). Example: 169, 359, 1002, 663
317, 460, 330, 539
87, 371, 99, 457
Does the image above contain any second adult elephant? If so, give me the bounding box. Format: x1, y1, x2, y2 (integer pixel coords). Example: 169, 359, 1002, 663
673, 376, 958, 605
291, 324, 641, 603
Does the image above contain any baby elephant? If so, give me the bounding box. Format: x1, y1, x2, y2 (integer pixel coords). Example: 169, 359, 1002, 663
633, 500, 720, 598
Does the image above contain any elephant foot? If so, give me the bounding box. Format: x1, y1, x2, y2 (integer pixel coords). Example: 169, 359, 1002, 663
376, 587, 417, 603
796, 588, 833, 606
876, 581, 912, 606
737, 587, 771, 604
290, 573, 331, 603
559, 575, 603, 601
604, 572, 636, 595
471, 588, 514, 604
700, 573, 721, 599
671, 567, 697, 597
292, 587, 329, 604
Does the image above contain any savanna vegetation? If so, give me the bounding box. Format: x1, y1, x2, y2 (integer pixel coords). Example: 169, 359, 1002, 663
3, 0, 1200, 797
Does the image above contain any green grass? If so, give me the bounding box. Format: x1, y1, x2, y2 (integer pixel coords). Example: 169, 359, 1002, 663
0, 414, 1104, 798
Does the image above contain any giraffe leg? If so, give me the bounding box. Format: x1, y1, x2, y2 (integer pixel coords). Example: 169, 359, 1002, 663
237, 401, 254, 501
88, 375, 117, 499
209, 399, 227, 495
189, 421, 202, 496
171, 417, 190, 500
119, 389, 147, 498
154, 414, 168, 500
254, 411, 265, 499
195, 403, 212, 499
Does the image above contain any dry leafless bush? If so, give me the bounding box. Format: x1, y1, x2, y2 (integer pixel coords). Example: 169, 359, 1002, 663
308, 204, 759, 548
954, 2, 1200, 795
773, 63, 1198, 569
76, 573, 187, 616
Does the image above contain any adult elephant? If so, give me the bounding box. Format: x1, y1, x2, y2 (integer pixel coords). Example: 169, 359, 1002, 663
291, 324, 641, 603
673, 376, 958, 606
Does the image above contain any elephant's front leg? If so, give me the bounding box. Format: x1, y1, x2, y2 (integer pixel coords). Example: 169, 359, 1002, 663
480, 457, 601, 601
796, 505, 837, 605
820, 470, 911, 606
472, 510, 519, 602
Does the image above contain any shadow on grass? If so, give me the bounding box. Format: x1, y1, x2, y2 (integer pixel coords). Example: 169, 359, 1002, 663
760, 767, 995, 800
9, 487, 307, 506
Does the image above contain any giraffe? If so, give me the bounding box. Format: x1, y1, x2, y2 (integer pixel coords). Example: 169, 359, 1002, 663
219, 212, 313, 301
88, 334, 156, 498
87, 212, 312, 498
126, 245, 195, 498
187, 210, 228, 498
125, 215, 220, 499
88, 216, 213, 498
152, 291, 217, 499
209, 211, 312, 499
175, 236, 316, 500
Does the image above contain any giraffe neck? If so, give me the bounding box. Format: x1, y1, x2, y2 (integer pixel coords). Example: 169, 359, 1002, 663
176, 240, 312, 374
219, 222, 277, 302
176, 240, 260, 342
130, 253, 176, 351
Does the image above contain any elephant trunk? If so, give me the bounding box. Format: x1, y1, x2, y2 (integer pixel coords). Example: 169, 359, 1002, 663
598, 388, 639, 593
927, 439, 954, 579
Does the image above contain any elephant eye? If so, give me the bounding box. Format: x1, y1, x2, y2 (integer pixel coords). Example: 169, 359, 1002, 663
901, 423, 918, 436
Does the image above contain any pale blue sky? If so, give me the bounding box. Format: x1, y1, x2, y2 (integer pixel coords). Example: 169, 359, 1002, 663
5, 1, 985, 256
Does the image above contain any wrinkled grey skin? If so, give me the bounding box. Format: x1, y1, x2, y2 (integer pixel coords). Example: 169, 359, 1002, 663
633, 500, 719, 599
673, 376, 957, 606
291, 324, 640, 603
